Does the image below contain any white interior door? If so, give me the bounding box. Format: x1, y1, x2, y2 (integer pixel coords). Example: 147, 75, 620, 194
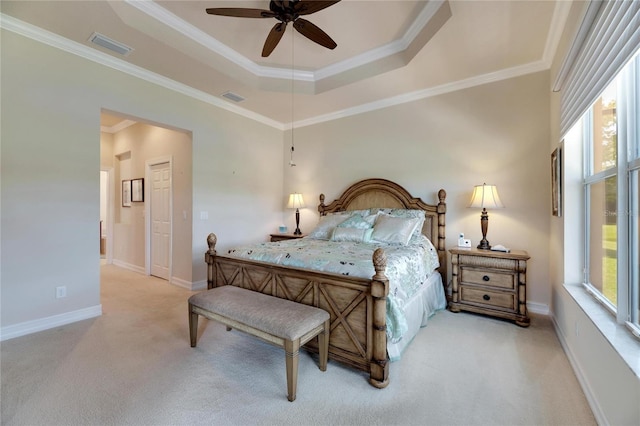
150, 162, 171, 280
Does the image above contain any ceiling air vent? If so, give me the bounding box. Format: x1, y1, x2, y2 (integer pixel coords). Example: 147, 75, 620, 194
89, 32, 133, 56
221, 91, 245, 103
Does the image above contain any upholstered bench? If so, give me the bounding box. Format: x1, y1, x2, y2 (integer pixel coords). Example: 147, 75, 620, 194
188, 285, 330, 402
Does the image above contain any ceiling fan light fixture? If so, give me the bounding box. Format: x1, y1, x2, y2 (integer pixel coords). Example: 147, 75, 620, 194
206, 0, 340, 57
88, 32, 133, 56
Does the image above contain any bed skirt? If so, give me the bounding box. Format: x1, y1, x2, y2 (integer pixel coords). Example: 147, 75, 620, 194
388, 272, 446, 361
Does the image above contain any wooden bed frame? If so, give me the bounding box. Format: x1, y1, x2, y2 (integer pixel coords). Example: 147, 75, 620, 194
205, 178, 446, 388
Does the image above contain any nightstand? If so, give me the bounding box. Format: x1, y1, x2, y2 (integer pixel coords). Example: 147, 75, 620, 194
270, 233, 306, 242
449, 247, 530, 327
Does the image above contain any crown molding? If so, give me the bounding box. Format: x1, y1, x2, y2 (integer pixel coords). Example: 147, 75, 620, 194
125, 0, 447, 85
542, 0, 574, 68
0, 13, 284, 130
292, 59, 550, 129
314, 0, 447, 81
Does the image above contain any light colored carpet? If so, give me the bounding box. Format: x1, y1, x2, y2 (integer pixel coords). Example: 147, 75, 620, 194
1, 264, 596, 426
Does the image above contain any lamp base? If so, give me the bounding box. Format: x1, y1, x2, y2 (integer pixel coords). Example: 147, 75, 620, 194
293, 208, 301, 235
477, 239, 491, 250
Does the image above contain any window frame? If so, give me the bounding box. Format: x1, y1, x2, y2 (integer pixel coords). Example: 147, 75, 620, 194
582, 54, 640, 338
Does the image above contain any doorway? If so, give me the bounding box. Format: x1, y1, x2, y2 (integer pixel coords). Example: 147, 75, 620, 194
100, 110, 192, 288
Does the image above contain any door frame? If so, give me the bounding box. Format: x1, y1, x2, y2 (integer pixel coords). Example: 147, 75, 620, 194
100, 166, 115, 264
145, 156, 173, 280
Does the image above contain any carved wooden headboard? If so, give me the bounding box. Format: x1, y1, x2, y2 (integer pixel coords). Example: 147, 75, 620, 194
317, 178, 447, 281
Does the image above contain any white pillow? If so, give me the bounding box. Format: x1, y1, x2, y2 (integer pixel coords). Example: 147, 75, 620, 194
307, 215, 349, 240
331, 227, 374, 243
370, 208, 425, 239
371, 214, 421, 245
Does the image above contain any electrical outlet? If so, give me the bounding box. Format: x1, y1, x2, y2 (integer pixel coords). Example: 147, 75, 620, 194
56, 286, 67, 299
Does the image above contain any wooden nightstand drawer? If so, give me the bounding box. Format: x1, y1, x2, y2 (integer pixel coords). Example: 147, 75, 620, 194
460, 286, 516, 311
449, 248, 530, 327
460, 268, 515, 290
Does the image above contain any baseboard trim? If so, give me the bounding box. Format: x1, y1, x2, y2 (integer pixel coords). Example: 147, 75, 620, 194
550, 313, 606, 426
112, 259, 145, 275
171, 277, 207, 291
527, 301, 549, 315
0, 304, 102, 342
171, 276, 192, 290
191, 280, 207, 291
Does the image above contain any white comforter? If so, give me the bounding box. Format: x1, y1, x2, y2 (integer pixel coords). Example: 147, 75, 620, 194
226, 234, 440, 342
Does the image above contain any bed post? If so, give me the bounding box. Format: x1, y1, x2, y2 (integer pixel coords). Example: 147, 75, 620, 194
205, 233, 217, 290
370, 248, 390, 389
436, 189, 447, 290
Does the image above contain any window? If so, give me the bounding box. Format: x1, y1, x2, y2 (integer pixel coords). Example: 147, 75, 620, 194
579, 53, 640, 336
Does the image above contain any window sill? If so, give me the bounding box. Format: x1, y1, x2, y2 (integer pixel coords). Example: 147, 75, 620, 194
564, 283, 640, 379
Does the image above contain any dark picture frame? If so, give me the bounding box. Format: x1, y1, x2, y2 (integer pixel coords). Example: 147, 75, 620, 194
122, 180, 131, 207
131, 178, 144, 202
551, 145, 562, 217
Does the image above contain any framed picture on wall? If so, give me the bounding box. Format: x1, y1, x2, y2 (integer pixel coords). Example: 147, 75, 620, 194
122, 180, 131, 207
131, 178, 144, 202
551, 145, 562, 217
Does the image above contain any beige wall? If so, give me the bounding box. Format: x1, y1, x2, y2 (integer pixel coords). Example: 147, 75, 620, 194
285, 71, 552, 310
1, 29, 283, 333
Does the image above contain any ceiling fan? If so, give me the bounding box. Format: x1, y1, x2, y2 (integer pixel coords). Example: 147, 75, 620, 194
206, 1, 341, 57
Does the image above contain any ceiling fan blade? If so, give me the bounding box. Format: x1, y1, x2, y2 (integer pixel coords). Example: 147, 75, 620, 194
293, 18, 337, 50
294, 1, 341, 16
205, 8, 275, 18
262, 22, 288, 57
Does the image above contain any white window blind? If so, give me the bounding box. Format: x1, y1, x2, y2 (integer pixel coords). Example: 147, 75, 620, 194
560, 0, 640, 137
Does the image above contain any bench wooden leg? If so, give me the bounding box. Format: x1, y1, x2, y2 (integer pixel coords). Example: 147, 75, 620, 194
318, 319, 330, 372
284, 339, 300, 402
189, 304, 198, 347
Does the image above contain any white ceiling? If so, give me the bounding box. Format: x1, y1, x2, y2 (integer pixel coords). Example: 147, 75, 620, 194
0, 1, 569, 128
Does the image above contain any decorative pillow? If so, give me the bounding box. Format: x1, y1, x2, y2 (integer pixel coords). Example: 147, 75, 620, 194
337, 213, 377, 230
369, 208, 425, 238
307, 215, 349, 240
327, 209, 370, 217
371, 214, 422, 245
331, 227, 374, 243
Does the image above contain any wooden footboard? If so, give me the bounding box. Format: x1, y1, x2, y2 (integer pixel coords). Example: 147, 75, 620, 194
205, 233, 391, 388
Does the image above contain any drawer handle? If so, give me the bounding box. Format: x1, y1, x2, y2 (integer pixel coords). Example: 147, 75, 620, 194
483, 275, 490, 282
483, 294, 491, 301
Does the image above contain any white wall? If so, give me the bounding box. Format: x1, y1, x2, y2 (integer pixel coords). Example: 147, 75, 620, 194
285, 71, 551, 310
1, 29, 283, 334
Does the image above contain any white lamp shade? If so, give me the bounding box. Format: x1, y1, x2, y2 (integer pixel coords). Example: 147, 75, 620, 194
287, 193, 305, 209
468, 184, 504, 209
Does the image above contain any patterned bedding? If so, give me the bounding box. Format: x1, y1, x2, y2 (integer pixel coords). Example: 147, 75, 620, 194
226, 234, 440, 342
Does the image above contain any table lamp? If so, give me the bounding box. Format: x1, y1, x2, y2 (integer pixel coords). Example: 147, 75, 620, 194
287, 193, 306, 235
468, 183, 504, 250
